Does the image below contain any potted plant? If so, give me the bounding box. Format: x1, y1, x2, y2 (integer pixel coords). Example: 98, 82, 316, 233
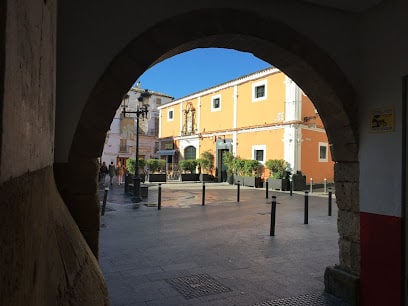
146, 158, 166, 182
222, 151, 235, 184
198, 150, 214, 182
233, 157, 245, 185
242, 159, 263, 187
125, 158, 146, 183
265, 159, 290, 190
179, 159, 199, 181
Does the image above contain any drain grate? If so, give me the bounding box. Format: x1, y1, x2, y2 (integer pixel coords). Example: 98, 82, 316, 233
166, 273, 232, 299
253, 291, 350, 306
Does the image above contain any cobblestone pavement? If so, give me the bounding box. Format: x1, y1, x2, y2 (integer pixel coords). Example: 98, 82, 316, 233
98, 181, 347, 306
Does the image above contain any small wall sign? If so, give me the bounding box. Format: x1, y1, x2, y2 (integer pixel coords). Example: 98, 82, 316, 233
369, 107, 394, 133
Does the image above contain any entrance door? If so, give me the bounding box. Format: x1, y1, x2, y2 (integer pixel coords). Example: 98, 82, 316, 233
218, 149, 229, 182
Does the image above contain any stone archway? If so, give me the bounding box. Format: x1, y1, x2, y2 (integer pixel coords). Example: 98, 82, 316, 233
55, 7, 359, 303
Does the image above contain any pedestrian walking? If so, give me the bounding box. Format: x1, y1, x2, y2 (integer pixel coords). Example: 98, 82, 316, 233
116, 162, 125, 185
100, 161, 108, 185
108, 161, 116, 185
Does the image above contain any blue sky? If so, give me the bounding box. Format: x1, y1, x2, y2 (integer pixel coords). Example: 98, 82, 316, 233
136, 48, 271, 99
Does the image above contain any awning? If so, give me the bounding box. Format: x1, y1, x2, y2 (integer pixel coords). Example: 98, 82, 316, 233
156, 149, 176, 156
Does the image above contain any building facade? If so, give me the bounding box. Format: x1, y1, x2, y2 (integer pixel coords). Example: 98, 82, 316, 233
158, 67, 333, 183
101, 86, 173, 167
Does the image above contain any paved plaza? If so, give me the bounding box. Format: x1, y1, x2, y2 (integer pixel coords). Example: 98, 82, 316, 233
98, 182, 348, 306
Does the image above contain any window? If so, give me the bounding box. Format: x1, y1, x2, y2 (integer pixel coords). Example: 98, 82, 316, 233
252, 80, 267, 102
211, 95, 221, 112
319, 142, 328, 162
254, 150, 264, 162
156, 98, 162, 106
184, 146, 196, 160
252, 145, 266, 164
255, 85, 265, 98
119, 139, 127, 152
168, 108, 174, 121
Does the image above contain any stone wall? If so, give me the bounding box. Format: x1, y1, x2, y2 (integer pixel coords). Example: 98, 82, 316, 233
325, 161, 360, 305
0, 0, 109, 304
0, 168, 109, 305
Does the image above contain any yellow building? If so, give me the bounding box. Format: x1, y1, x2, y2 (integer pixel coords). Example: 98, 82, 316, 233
157, 67, 333, 184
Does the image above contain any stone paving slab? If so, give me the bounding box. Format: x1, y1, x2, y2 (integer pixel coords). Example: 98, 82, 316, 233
98, 182, 346, 306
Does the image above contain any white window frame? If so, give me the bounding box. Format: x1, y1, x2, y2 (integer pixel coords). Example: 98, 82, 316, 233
167, 108, 174, 121
252, 145, 266, 164
252, 80, 267, 102
211, 94, 221, 112
318, 142, 329, 162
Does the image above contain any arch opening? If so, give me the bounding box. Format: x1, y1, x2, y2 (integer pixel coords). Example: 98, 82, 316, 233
54, 7, 359, 304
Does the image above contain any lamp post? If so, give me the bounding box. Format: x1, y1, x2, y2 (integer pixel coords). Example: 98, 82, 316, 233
122, 90, 149, 202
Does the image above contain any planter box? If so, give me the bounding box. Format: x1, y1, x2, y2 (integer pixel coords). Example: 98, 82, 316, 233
181, 173, 199, 181
148, 173, 167, 182
226, 176, 234, 185
199, 173, 213, 182
268, 178, 290, 191
141, 184, 148, 198
234, 175, 244, 185
234, 175, 263, 187
292, 174, 306, 191
125, 174, 146, 192
242, 176, 263, 188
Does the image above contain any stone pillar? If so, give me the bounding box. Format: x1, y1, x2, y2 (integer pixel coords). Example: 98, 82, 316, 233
54, 158, 101, 258
325, 161, 360, 305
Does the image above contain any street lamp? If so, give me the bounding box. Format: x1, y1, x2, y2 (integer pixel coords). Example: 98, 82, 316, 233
122, 90, 149, 202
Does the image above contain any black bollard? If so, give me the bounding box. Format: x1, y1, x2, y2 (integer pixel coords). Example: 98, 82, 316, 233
158, 183, 162, 210
202, 181, 206, 206
101, 187, 109, 216
304, 191, 309, 224
237, 181, 240, 202
265, 181, 269, 199
270, 196, 277, 236
290, 180, 293, 196
328, 187, 332, 216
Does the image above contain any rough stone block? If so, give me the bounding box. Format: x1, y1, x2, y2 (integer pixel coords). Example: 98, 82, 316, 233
337, 210, 360, 241
335, 182, 359, 213
334, 162, 359, 183
338, 239, 360, 274
330, 143, 358, 162
324, 266, 360, 306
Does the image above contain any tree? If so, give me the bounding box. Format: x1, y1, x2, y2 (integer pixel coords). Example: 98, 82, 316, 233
126, 158, 146, 175
265, 159, 289, 179
222, 151, 235, 184
197, 150, 214, 174
146, 159, 165, 173
179, 159, 198, 173
243, 159, 261, 177
233, 158, 245, 176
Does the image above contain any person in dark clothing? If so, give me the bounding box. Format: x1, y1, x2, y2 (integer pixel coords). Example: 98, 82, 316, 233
108, 161, 116, 185
100, 161, 108, 185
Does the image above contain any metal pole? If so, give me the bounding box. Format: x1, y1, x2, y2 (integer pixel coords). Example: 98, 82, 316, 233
290, 179, 293, 196
101, 187, 109, 216
133, 112, 141, 202
270, 196, 277, 236
328, 187, 332, 216
158, 183, 162, 210
310, 178, 313, 193
237, 181, 240, 202
304, 191, 309, 224
324, 178, 327, 194
265, 181, 269, 199
202, 181, 205, 206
